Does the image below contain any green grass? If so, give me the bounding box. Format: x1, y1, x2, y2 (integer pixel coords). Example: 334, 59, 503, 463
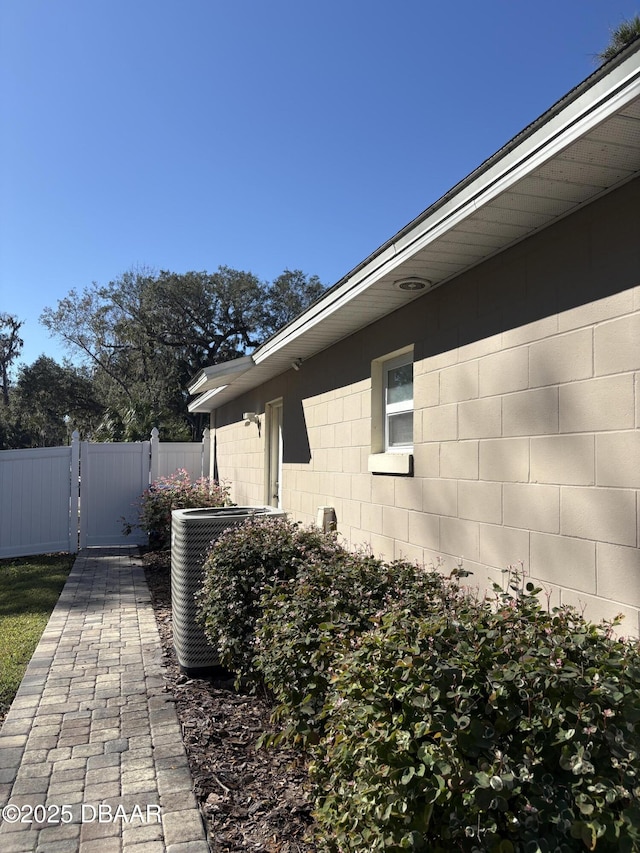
0, 553, 75, 720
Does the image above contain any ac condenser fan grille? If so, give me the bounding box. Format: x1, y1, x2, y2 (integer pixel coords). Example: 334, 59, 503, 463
170, 506, 286, 673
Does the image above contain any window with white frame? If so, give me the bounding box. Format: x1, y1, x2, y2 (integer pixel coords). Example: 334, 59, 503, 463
384, 353, 413, 451
368, 346, 414, 475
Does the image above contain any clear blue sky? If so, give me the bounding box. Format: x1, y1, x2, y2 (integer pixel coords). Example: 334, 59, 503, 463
1, 0, 637, 368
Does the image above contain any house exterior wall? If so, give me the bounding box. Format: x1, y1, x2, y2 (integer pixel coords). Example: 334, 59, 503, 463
212, 177, 640, 634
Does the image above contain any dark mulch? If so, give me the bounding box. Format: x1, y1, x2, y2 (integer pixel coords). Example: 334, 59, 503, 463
142, 550, 317, 853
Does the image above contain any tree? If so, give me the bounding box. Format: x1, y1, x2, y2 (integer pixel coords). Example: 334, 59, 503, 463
40, 266, 325, 440
598, 14, 640, 63
6, 356, 103, 448
262, 269, 325, 338
0, 314, 24, 405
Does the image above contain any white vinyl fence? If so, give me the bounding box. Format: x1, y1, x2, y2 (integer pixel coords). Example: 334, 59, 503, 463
0, 428, 211, 558
0, 444, 78, 558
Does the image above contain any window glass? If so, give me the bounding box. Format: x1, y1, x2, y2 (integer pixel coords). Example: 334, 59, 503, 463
388, 411, 413, 447
384, 354, 413, 451
386, 363, 413, 405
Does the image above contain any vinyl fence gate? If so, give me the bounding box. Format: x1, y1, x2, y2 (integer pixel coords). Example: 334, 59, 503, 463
0, 428, 210, 558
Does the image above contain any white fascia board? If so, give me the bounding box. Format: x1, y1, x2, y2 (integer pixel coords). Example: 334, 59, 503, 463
391, 61, 640, 262
187, 355, 254, 395
252, 249, 397, 366
253, 49, 640, 367
188, 385, 230, 413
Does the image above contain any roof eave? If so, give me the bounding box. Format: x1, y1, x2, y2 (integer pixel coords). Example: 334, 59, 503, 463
254, 41, 640, 365
189, 40, 640, 413
187, 355, 254, 396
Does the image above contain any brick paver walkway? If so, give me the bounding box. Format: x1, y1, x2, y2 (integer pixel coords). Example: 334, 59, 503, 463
0, 547, 210, 853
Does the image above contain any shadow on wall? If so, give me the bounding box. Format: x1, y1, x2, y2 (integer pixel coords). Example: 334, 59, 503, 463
213, 176, 640, 473
284, 396, 312, 464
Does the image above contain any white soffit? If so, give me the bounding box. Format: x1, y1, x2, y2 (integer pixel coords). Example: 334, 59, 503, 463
192, 43, 640, 412
188, 355, 253, 395
188, 385, 230, 413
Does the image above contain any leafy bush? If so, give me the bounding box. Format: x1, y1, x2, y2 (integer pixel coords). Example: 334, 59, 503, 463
126, 468, 232, 549
310, 571, 640, 852
197, 517, 347, 682
194, 516, 640, 850
255, 554, 461, 748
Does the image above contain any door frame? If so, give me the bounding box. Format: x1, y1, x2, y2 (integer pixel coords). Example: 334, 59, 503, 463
265, 398, 283, 508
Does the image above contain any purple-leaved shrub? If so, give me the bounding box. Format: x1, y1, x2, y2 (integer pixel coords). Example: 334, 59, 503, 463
197, 516, 348, 684
125, 469, 232, 549
311, 570, 640, 852
255, 554, 463, 749
194, 516, 640, 851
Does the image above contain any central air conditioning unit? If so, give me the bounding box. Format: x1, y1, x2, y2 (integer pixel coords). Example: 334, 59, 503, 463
170, 505, 286, 674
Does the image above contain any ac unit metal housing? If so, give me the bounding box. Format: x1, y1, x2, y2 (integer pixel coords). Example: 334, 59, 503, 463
170, 505, 286, 673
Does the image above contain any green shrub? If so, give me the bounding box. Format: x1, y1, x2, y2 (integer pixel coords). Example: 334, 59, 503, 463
311, 571, 640, 852
255, 555, 461, 748
126, 468, 232, 549
197, 517, 346, 682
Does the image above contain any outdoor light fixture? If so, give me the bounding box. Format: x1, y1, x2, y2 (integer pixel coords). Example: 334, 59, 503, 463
393, 276, 431, 292
243, 412, 260, 426
291, 358, 302, 371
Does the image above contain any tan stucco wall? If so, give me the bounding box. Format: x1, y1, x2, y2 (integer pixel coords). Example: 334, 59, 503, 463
212, 177, 640, 634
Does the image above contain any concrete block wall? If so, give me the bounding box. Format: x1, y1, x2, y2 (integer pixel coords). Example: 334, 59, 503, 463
411, 289, 640, 631
212, 178, 640, 634
281, 379, 373, 528
214, 419, 265, 506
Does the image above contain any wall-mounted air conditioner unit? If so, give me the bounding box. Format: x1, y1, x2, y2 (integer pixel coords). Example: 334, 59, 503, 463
170, 506, 286, 674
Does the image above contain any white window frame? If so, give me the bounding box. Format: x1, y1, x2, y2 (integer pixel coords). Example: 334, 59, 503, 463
383, 352, 414, 453
368, 346, 414, 476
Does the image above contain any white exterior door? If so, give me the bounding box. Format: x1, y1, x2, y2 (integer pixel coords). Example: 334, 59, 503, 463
265, 400, 283, 508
